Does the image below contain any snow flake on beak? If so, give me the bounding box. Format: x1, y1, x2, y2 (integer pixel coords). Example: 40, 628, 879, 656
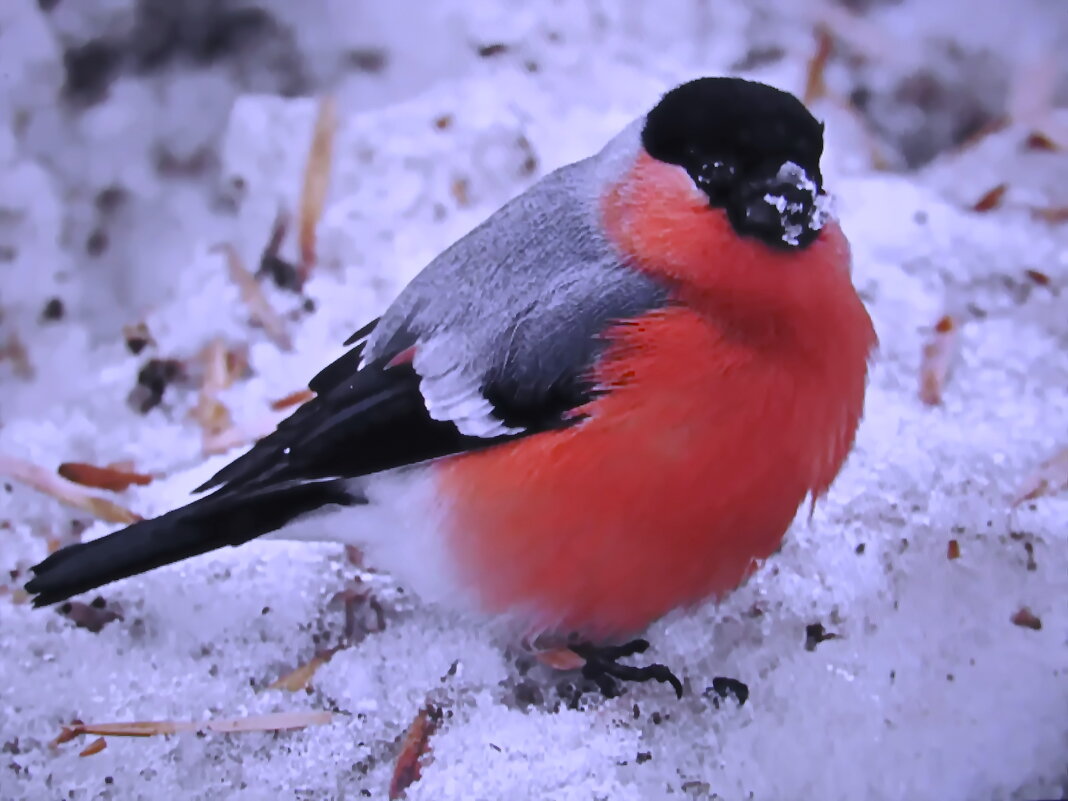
762, 161, 833, 247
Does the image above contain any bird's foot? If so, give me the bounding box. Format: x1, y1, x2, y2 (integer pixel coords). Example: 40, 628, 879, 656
569, 639, 684, 699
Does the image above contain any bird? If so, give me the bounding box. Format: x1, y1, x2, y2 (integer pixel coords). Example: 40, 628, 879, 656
25, 76, 876, 697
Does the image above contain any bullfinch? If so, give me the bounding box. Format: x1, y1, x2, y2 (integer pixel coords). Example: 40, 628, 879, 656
25, 77, 876, 697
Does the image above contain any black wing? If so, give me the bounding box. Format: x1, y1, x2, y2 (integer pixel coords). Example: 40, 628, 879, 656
198, 322, 474, 492
194, 321, 562, 494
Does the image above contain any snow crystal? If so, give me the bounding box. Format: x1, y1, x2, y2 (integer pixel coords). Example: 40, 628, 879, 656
1, 1, 1066, 800
761, 160, 829, 246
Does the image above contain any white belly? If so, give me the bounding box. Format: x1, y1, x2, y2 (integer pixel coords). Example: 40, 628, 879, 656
262, 465, 481, 614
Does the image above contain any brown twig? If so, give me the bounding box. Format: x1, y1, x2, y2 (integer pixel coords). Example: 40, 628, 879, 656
0, 454, 140, 524
803, 26, 833, 105
919, 314, 959, 406
270, 388, 315, 411
214, 243, 293, 351
268, 648, 342, 692
268, 588, 386, 691
1014, 447, 1068, 505
189, 339, 239, 455
389, 704, 443, 800
53, 710, 333, 745
57, 462, 154, 492
298, 95, 338, 286
971, 184, 1008, 213
78, 737, 107, 757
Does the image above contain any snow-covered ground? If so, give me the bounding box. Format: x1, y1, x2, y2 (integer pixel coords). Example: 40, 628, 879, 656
1, 1, 1066, 799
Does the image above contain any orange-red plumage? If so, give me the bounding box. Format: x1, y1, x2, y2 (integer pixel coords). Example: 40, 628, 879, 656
437, 152, 876, 641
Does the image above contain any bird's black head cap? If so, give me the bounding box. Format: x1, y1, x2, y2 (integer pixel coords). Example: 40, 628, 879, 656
641, 77, 829, 249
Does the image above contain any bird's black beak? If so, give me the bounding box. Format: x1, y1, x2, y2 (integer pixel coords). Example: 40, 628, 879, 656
727, 162, 827, 250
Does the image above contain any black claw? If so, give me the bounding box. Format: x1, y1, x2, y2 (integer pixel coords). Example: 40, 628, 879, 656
570, 639, 684, 699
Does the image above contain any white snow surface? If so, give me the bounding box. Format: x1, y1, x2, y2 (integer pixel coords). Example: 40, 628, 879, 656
1, 1, 1066, 800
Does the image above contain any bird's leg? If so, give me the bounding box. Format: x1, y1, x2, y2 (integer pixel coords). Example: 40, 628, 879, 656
569, 639, 684, 699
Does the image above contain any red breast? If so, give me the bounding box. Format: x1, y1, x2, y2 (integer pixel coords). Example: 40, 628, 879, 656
434, 151, 876, 642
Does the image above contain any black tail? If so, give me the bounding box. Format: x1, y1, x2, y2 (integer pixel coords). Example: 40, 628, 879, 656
25, 480, 361, 607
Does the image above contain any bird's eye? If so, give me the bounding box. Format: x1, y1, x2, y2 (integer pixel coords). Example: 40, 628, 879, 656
691, 159, 736, 203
